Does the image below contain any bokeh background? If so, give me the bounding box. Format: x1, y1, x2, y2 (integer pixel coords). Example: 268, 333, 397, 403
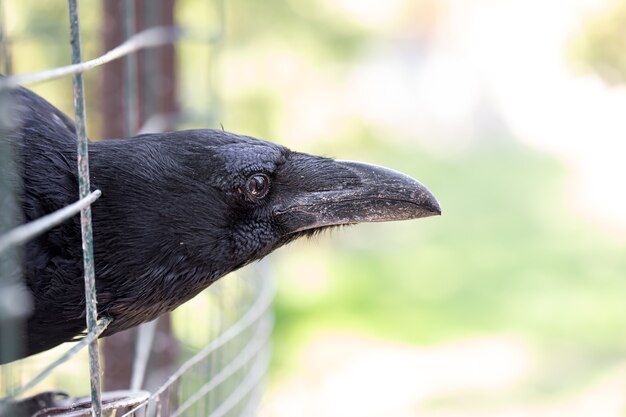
3, 0, 626, 416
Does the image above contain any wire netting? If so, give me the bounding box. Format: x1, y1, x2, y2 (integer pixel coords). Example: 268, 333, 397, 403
0, 1, 272, 416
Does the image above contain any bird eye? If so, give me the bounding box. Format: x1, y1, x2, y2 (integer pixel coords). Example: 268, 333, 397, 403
245, 174, 270, 199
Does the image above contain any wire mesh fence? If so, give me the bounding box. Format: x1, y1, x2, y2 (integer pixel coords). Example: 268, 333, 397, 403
0, 1, 273, 416
123, 266, 273, 417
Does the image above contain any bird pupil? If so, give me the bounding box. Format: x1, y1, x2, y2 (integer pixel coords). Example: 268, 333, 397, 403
253, 177, 263, 192
248, 174, 268, 197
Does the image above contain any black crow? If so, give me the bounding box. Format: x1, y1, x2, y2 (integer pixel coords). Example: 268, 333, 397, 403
0, 85, 440, 364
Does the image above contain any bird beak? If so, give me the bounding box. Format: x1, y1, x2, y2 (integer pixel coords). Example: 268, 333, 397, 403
275, 159, 441, 235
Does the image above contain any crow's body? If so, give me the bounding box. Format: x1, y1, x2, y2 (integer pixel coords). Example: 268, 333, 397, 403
1, 86, 440, 363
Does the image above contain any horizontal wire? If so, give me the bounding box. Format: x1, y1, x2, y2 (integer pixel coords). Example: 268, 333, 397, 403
4, 316, 112, 399
242, 385, 265, 417
122, 274, 274, 416
206, 346, 270, 417
0, 26, 181, 88
152, 275, 273, 398
168, 314, 273, 417
4, 25, 220, 45
237, 383, 263, 417
0, 189, 101, 254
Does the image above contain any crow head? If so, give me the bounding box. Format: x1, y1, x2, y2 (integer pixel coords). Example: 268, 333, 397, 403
166, 129, 441, 265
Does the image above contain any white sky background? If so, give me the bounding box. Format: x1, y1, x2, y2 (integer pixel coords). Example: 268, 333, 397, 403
332, 0, 626, 234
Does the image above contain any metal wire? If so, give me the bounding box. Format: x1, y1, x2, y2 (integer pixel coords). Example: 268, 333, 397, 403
124, 0, 138, 136
154, 274, 272, 399
130, 319, 158, 391
0, 26, 180, 88
121, 268, 274, 417
128, 0, 163, 392
206, 349, 269, 417
68, 0, 103, 415
169, 315, 272, 417
4, 316, 112, 400
0, 190, 101, 253
0, 0, 11, 75
0, 81, 26, 392
142, 2, 162, 131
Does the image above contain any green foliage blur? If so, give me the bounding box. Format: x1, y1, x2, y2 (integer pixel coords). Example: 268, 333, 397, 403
572, 0, 626, 84
210, 1, 626, 403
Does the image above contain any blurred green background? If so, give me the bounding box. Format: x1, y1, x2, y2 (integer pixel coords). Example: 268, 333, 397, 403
4, 0, 626, 415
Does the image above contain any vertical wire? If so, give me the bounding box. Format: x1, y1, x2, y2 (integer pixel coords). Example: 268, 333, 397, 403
67, 0, 103, 416
123, 0, 138, 391
131, 318, 158, 390
0, 7, 24, 381
208, 0, 225, 126
206, 0, 225, 407
0, 0, 11, 75
124, 0, 138, 136
0, 108, 25, 393
155, 396, 163, 417
131, 1, 156, 390
143, 0, 160, 125
205, 295, 218, 412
